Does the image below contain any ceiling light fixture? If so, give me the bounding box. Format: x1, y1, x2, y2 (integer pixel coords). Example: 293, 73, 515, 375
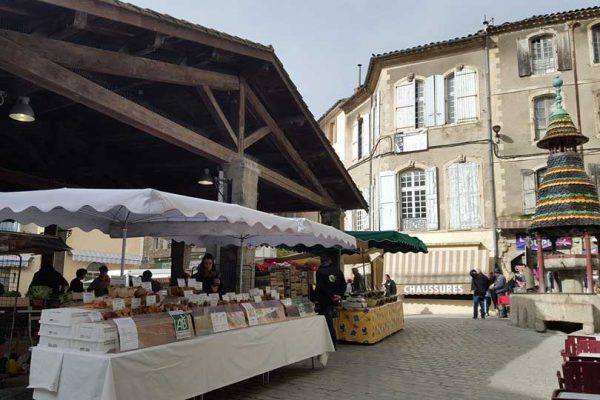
9, 96, 35, 122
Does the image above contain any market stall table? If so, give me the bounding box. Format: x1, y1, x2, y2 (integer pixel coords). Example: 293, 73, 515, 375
30, 315, 333, 400
336, 300, 404, 344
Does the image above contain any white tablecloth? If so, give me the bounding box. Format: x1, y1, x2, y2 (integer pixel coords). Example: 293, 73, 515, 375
31, 315, 334, 400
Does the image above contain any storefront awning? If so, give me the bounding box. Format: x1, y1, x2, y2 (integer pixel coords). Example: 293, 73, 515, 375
385, 249, 490, 295
70, 250, 142, 266
0, 254, 31, 267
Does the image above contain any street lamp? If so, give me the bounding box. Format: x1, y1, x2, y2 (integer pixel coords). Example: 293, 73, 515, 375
197, 168, 231, 203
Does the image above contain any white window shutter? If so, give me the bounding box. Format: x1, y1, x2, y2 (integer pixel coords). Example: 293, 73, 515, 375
424, 76, 436, 127
447, 164, 461, 229
362, 112, 370, 158
465, 162, 481, 228
361, 188, 370, 230
455, 68, 477, 122
521, 169, 537, 214
395, 81, 415, 130
434, 75, 446, 125
352, 122, 358, 162
425, 166, 438, 230
344, 210, 353, 231
379, 171, 397, 230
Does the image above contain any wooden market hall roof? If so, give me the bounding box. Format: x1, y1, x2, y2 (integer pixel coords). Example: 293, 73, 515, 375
0, 0, 367, 213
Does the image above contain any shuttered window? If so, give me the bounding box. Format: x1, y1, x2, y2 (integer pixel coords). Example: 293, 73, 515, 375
395, 80, 416, 131
425, 166, 439, 230
445, 73, 456, 124
447, 162, 481, 229
531, 36, 555, 74
415, 80, 425, 129
424, 75, 445, 127
379, 171, 397, 230
361, 113, 370, 159
521, 170, 537, 214
344, 210, 353, 231
355, 189, 370, 231
534, 95, 555, 140
593, 25, 600, 64
589, 164, 600, 192
454, 68, 477, 122
352, 121, 358, 162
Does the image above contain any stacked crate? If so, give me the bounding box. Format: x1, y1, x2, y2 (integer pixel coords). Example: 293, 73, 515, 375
289, 268, 308, 297
269, 267, 288, 298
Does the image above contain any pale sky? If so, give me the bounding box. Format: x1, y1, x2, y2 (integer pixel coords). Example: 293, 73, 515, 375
129, 0, 598, 117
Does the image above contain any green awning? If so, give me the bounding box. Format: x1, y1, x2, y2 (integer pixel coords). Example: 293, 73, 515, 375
344, 230, 428, 254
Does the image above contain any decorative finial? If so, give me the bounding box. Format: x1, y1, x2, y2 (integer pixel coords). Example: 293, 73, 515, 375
553, 75, 564, 112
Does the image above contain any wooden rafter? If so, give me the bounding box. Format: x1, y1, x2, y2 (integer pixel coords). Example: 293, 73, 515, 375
243, 126, 270, 150
0, 35, 336, 210
0, 167, 81, 189
238, 78, 246, 155
244, 85, 332, 200
196, 85, 238, 146
0, 29, 239, 91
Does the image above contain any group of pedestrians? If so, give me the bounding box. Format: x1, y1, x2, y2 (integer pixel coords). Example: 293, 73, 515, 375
470, 267, 508, 319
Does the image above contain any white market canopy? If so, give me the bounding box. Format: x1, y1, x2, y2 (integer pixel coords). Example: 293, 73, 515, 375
0, 188, 356, 249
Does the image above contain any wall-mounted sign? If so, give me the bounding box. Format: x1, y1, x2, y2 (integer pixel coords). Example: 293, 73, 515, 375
394, 130, 428, 154
516, 235, 572, 251
401, 284, 466, 295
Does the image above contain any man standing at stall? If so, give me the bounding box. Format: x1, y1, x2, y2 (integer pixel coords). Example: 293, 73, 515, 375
470, 268, 489, 319
316, 252, 346, 348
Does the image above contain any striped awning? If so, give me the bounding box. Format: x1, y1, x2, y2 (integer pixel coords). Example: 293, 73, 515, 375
70, 250, 142, 266
385, 248, 490, 294
0, 254, 31, 267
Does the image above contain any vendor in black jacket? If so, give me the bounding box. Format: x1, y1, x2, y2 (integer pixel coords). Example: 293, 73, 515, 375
470, 269, 489, 319
315, 252, 346, 347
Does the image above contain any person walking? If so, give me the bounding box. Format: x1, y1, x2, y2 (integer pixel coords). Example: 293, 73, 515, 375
470, 269, 489, 319
316, 252, 346, 347
384, 274, 397, 296
494, 268, 509, 318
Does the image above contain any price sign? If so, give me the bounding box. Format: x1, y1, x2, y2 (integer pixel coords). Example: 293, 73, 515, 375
131, 298, 141, 309
265, 286, 270, 294
221, 294, 230, 302
240, 303, 258, 326
189, 280, 202, 291
235, 294, 244, 302
140, 282, 152, 292
112, 298, 125, 311
242, 293, 250, 301
169, 310, 192, 339
83, 292, 95, 304
210, 299, 219, 307
113, 317, 139, 351
281, 298, 292, 307
210, 312, 230, 333
110, 276, 126, 287
254, 295, 263, 303
274, 292, 280, 300
177, 278, 186, 288
183, 290, 193, 299
88, 311, 104, 322
131, 276, 142, 287
297, 302, 306, 317
208, 293, 220, 302
198, 293, 208, 303
145, 295, 156, 306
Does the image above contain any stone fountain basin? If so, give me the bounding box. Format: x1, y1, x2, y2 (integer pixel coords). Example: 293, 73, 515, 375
544, 254, 600, 270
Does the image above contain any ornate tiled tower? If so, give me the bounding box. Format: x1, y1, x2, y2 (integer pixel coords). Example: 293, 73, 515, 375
530, 76, 600, 293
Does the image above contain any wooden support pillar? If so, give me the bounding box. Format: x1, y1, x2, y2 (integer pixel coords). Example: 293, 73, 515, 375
584, 232, 594, 294
170, 240, 191, 286
536, 233, 545, 293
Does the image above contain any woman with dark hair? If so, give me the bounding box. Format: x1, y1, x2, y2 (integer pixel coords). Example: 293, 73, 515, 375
29, 264, 69, 295
87, 265, 110, 297
191, 254, 220, 292
68, 268, 88, 293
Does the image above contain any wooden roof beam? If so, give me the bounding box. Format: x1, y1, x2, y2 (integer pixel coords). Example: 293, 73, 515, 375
0, 35, 335, 210
244, 84, 333, 201
196, 85, 238, 147
243, 126, 270, 150
0, 29, 239, 91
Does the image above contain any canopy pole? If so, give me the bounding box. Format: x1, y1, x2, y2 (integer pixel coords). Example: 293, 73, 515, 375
120, 226, 128, 277
361, 249, 367, 290
238, 237, 245, 293
8, 254, 23, 355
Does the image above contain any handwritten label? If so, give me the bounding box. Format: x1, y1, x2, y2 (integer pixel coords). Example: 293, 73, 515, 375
110, 276, 126, 287
270, 290, 278, 298
177, 278, 186, 288
140, 282, 152, 292
281, 298, 292, 307
265, 286, 270, 294
131, 276, 142, 287
145, 295, 156, 306
208, 293, 220, 302
169, 311, 192, 339
254, 295, 263, 303
131, 298, 141, 309
221, 294, 230, 302
113, 317, 139, 351
83, 292, 95, 304
210, 299, 219, 307
210, 312, 230, 333
198, 294, 208, 304
240, 303, 258, 326
235, 294, 244, 302
274, 292, 280, 300
183, 290, 194, 299
189, 280, 202, 290
112, 298, 125, 311
88, 311, 104, 322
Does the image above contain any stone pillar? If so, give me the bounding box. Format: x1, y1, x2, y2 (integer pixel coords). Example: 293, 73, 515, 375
320, 208, 343, 230
222, 157, 260, 292
536, 233, 545, 293
584, 232, 594, 294
170, 240, 191, 286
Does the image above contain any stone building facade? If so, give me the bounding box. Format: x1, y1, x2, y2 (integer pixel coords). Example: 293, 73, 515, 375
320, 7, 600, 310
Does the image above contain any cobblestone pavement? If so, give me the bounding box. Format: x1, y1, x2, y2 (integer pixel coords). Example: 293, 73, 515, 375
206, 315, 565, 400
0, 315, 565, 400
